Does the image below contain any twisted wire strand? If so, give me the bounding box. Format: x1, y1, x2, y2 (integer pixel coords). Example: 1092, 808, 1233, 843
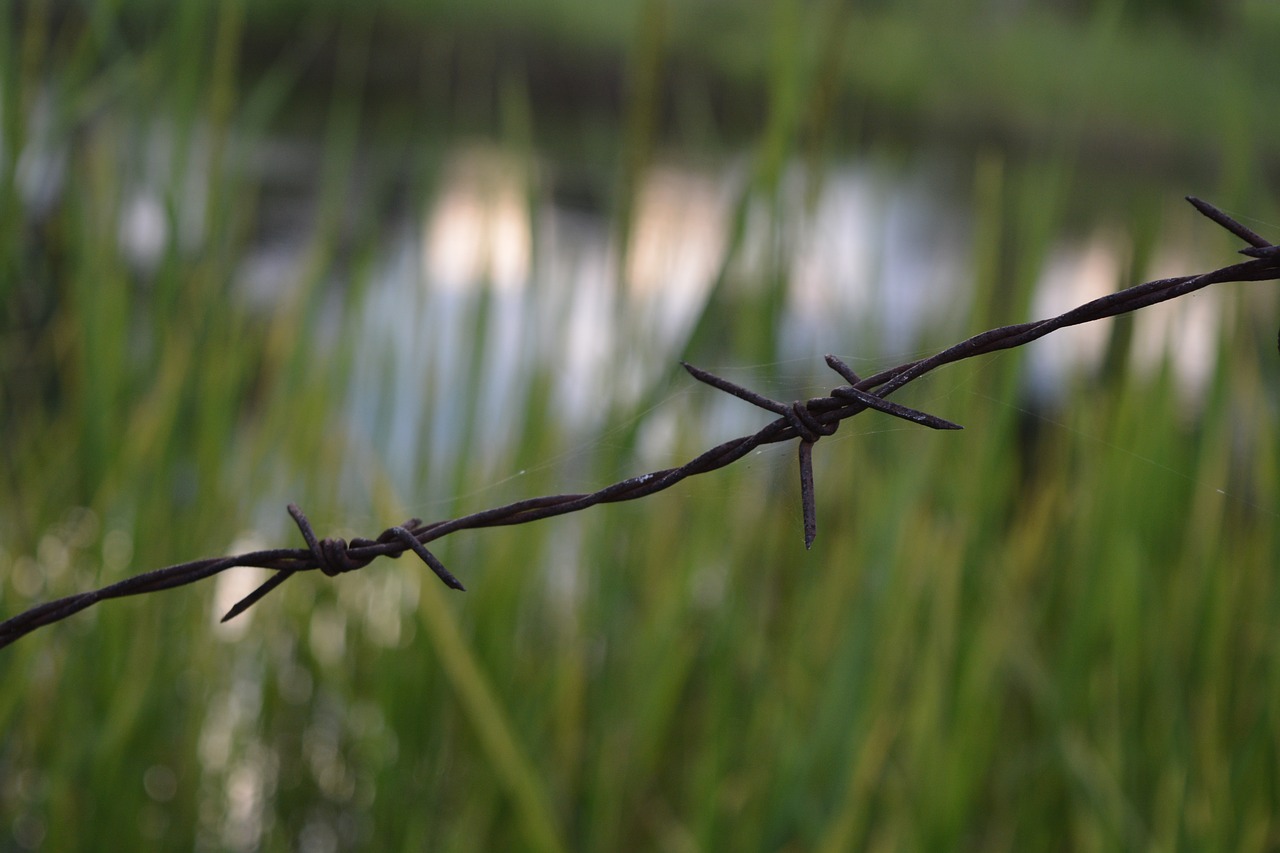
2, 197, 1276, 651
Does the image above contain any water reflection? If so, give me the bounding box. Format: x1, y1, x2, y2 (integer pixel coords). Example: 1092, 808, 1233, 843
422, 147, 530, 293
47, 122, 1236, 510
1132, 247, 1224, 409
346, 142, 1237, 504
625, 163, 731, 349
783, 163, 973, 361
1025, 230, 1124, 399
350, 145, 976, 496
1025, 227, 1228, 410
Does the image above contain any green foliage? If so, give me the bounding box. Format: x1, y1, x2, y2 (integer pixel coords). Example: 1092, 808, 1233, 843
2, 2, 1279, 851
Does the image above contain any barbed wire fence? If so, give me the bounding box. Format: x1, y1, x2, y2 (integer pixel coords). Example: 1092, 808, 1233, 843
2, 196, 1277, 651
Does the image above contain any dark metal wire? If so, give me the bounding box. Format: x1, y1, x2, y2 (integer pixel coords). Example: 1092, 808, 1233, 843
2, 196, 1277, 651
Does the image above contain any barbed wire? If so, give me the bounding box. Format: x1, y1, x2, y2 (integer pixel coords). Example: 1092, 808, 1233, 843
2, 196, 1277, 651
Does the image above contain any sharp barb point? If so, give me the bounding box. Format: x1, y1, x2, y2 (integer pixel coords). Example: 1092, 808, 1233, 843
1187, 195, 1271, 248
825, 353, 861, 385
799, 440, 818, 550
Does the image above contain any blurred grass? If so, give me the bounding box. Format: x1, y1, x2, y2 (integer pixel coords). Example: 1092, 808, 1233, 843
3, 1, 1280, 851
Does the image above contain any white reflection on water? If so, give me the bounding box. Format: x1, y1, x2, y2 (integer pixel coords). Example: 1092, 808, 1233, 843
344, 144, 1238, 508
625, 163, 731, 353
351, 147, 969, 499
1025, 228, 1228, 412
783, 163, 973, 361
1025, 230, 1124, 399
423, 146, 530, 293
1132, 246, 1223, 410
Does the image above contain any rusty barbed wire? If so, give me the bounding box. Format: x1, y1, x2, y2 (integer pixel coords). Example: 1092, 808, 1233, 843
2, 196, 1278, 650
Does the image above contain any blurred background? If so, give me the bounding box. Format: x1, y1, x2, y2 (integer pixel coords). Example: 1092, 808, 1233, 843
3, 0, 1280, 849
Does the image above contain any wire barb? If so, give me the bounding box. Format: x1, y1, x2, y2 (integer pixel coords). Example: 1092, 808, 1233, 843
681, 357, 951, 546
3, 195, 1279, 650
220, 505, 463, 623
1186, 196, 1272, 249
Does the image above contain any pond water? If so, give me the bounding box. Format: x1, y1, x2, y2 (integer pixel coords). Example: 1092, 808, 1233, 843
324, 141, 1250, 503
13, 98, 1261, 506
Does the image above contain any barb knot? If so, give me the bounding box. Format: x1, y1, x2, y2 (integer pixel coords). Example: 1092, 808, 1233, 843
785, 399, 838, 443
290, 504, 372, 576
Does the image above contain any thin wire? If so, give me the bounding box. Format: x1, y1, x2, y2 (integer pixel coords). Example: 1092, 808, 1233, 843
2, 196, 1277, 651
